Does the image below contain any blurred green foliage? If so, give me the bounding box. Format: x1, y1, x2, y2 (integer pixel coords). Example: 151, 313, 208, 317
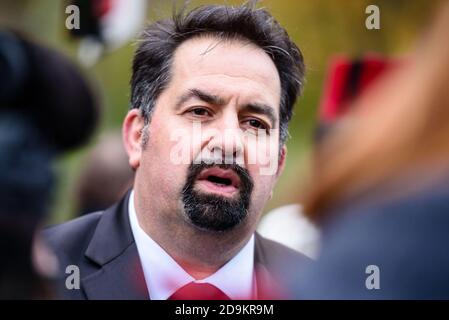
0, 0, 442, 223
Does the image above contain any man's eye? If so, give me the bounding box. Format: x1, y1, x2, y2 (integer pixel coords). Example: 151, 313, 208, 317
246, 119, 267, 130
189, 108, 211, 117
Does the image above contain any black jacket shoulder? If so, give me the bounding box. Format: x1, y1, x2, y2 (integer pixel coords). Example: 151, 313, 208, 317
44, 211, 102, 259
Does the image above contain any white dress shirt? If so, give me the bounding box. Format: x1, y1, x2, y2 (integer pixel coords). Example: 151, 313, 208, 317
128, 190, 256, 300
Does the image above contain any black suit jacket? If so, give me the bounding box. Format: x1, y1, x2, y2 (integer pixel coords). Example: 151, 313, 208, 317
44, 192, 311, 299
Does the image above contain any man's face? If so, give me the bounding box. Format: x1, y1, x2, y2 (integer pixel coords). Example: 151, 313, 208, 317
127, 36, 285, 233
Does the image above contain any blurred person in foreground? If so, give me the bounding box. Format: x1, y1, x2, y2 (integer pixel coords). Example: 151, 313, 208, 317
258, 55, 396, 258
44, 2, 311, 300
0, 30, 98, 298
292, 1, 449, 299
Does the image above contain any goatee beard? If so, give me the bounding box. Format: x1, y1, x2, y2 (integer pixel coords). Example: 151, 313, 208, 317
181, 162, 253, 232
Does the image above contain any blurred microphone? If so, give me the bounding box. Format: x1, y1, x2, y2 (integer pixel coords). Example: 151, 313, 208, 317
0, 30, 99, 152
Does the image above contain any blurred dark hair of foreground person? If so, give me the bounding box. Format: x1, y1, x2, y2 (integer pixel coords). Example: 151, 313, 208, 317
0, 30, 99, 299
292, 1, 449, 299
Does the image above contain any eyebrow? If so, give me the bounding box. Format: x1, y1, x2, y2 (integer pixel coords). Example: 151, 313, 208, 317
176, 88, 278, 126
175, 89, 225, 110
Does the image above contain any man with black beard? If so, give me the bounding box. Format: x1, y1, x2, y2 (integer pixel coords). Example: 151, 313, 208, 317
44, 3, 311, 300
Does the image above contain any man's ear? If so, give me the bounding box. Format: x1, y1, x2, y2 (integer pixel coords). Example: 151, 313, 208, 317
123, 109, 145, 170
276, 144, 287, 179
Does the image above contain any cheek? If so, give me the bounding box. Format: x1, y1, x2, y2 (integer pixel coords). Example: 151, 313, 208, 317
168, 123, 206, 166
140, 148, 190, 201
140, 121, 190, 194
248, 167, 277, 206
166, 116, 224, 166
147, 113, 190, 161
244, 135, 280, 176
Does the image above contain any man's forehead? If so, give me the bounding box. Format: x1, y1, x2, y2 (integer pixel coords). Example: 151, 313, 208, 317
170, 36, 281, 102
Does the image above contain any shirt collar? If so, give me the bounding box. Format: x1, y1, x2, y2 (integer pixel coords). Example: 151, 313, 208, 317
128, 190, 255, 300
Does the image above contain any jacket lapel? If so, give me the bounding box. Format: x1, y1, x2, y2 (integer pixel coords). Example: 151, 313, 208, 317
254, 233, 285, 299
254, 233, 313, 299
82, 191, 149, 300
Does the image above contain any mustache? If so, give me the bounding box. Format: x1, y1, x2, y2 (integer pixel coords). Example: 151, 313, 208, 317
183, 162, 253, 192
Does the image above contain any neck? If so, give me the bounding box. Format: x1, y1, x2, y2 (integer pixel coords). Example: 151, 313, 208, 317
176, 259, 222, 280
133, 191, 254, 279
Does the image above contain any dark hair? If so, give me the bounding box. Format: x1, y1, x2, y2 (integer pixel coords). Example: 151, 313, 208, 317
131, 1, 305, 144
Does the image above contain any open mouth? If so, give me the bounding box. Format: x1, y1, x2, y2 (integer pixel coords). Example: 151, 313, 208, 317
195, 167, 241, 196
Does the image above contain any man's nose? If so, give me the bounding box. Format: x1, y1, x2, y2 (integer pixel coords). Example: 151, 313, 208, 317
205, 113, 244, 163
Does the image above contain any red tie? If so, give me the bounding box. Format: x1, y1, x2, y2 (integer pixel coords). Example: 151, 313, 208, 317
168, 282, 230, 300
